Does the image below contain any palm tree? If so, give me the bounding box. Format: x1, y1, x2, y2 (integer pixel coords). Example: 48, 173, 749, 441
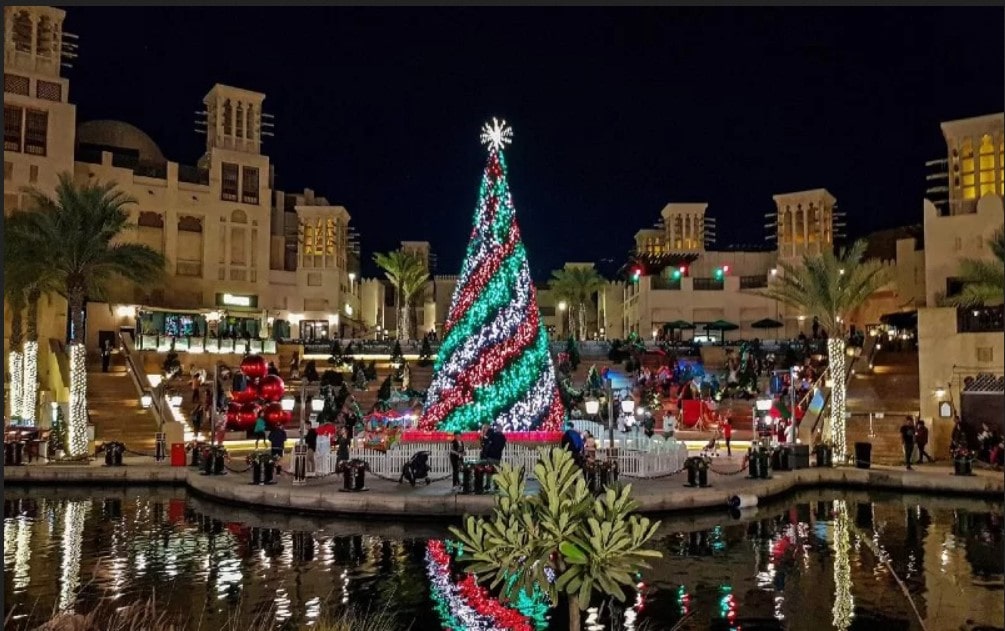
4, 276, 26, 422
756, 240, 890, 462
8, 174, 165, 456
450, 448, 661, 630
548, 266, 606, 340
373, 250, 429, 341
5, 212, 61, 425
945, 225, 1004, 307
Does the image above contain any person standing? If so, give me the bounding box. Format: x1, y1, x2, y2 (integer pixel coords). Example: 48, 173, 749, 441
100, 340, 112, 373
253, 413, 268, 449
721, 416, 733, 456
191, 403, 204, 437
480, 424, 506, 465
900, 416, 916, 470
915, 419, 933, 463
304, 422, 318, 476
950, 416, 966, 456
449, 431, 466, 488
268, 424, 288, 462
560, 421, 585, 467
335, 427, 351, 465
191, 371, 202, 403
584, 431, 597, 463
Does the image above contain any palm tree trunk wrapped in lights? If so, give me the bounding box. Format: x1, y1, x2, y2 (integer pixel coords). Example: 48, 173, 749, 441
4, 268, 27, 422
755, 240, 889, 463
20, 288, 42, 425
826, 337, 847, 461
831, 500, 854, 630
8, 349, 23, 421
7, 174, 166, 457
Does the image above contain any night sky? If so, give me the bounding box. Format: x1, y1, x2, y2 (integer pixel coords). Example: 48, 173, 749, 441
63, 7, 1003, 279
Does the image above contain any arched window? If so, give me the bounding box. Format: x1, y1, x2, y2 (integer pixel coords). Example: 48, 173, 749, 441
36, 16, 53, 57
137, 211, 164, 228
235, 103, 244, 139
12, 11, 32, 53
978, 134, 996, 198
222, 99, 233, 137
178, 215, 203, 232
230, 209, 247, 224
960, 138, 976, 200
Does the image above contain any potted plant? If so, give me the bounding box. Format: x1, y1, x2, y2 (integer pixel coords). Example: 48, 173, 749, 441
814, 441, 834, 468
186, 440, 205, 467
598, 459, 619, 488
337, 458, 369, 491
247, 451, 278, 485
98, 441, 126, 467
684, 455, 711, 488
473, 461, 497, 494
202, 444, 228, 476
953, 446, 975, 476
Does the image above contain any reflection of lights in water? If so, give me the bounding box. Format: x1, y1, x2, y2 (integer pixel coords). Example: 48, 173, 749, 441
282, 532, 294, 567
107, 556, 128, 599
14, 516, 33, 591
831, 500, 854, 631
165, 552, 179, 579
135, 551, 148, 574
341, 568, 350, 604
4, 518, 17, 567
756, 561, 777, 588
59, 501, 88, 613
585, 606, 602, 631
305, 596, 321, 626
774, 594, 786, 621
216, 558, 243, 599
274, 587, 292, 622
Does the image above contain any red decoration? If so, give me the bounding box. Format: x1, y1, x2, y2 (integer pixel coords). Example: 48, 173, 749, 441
225, 402, 242, 425
238, 402, 261, 426
240, 354, 268, 380
263, 401, 286, 428
231, 382, 259, 403
258, 374, 285, 402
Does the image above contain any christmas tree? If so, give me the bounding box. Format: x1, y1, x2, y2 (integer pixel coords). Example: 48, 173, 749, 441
419, 119, 564, 432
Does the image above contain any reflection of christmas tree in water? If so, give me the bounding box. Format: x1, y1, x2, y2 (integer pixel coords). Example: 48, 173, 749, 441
420, 119, 564, 432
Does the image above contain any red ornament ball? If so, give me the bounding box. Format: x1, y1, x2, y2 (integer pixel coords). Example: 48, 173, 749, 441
231, 382, 259, 404
258, 374, 285, 402
263, 402, 286, 428
240, 354, 268, 380
238, 402, 261, 426
225, 402, 242, 426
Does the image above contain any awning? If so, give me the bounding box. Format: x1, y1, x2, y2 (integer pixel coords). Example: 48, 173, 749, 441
138, 305, 209, 316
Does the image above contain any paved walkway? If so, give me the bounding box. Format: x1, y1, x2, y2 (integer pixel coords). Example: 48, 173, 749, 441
6, 455, 1001, 517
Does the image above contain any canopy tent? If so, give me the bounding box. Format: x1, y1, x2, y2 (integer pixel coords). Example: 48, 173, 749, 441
705, 319, 739, 343
751, 317, 784, 330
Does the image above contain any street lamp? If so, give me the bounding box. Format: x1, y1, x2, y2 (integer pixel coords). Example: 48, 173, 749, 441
281, 395, 296, 412
584, 398, 600, 416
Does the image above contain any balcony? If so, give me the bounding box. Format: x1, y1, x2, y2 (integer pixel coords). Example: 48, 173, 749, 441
739, 275, 768, 290
652, 276, 681, 290
692, 278, 724, 291
957, 305, 1004, 334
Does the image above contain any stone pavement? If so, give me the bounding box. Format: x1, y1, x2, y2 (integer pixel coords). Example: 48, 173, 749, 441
6, 455, 1001, 518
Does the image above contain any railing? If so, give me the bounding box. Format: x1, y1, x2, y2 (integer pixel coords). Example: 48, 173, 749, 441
178, 165, 209, 185
739, 275, 768, 290
692, 278, 724, 291
312, 438, 688, 480
118, 328, 170, 430
652, 277, 681, 290
957, 306, 1004, 334
136, 334, 277, 355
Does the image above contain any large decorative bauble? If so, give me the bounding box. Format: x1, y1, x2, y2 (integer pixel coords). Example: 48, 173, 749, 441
259, 374, 285, 402
240, 354, 268, 380
231, 382, 259, 404
263, 401, 286, 428
238, 402, 261, 426
226, 402, 242, 425
281, 410, 293, 425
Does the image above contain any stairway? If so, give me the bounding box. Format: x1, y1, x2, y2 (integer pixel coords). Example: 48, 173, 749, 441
86, 356, 160, 451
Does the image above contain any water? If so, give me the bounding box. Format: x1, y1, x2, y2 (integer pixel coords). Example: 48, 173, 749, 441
3, 486, 1002, 631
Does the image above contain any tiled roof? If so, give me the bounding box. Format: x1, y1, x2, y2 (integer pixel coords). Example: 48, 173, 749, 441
963, 373, 1005, 393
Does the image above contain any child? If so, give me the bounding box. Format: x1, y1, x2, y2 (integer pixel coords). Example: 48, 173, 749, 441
253, 413, 267, 449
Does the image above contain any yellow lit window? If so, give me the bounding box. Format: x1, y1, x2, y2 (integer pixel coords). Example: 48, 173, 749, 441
978, 134, 996, 197
999, 139, 1004, 196
960, 138, 976, 200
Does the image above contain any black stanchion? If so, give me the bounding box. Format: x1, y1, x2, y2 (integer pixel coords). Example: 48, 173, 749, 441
154, 433, 166, 462
263, 460, 276, 484
252, 461, 263, 485
191, 445, 202, 468
213, 452, 225, 475
293, 444, 307, 485
815, 445, 833, 468
461, 464, 474, 494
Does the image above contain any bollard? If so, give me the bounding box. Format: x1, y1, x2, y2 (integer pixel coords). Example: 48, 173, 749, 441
154, 433, 166, 462
292, 444, 307, 485
747, 450, 761, 479
686, 464, 698, 487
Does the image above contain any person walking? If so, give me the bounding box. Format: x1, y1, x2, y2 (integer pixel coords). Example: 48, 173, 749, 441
915, 419, 934, 463
191, 371, 202, 403
191, 403, 204, 437
900, 416, 917, 470
721, 416, 733, 456
584, 431, 597, 464
253, 413, 268, 449
268, 424, 288, 464
100, 340, 112, 373
449, 431, 466, 489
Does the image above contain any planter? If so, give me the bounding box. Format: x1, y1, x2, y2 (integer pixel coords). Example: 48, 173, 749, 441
461, 464, 474, 494
854, 442, 872, 470
685, 458, 710, 488
202, 450, 214, 475
264, 461, 276, 484
342, 468, 354, 491
252, 461, 263, 485
190, 446, 202, 468
5, 442, 24, 466
748, 450, 771, 479
953, 457, 974, 476
340, 463, 367, 491
585, 467, 601, 494
104, 444, 124, 467
815, 445, 834, 468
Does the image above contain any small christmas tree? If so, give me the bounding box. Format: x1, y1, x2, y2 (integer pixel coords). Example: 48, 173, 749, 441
419, 119, 563, 432
418, 336, 433, 367
565, 336, 581, 371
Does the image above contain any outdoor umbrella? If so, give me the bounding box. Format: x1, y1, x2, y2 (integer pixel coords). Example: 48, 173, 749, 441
751, 318, 784, 330
662, 320, 694, 342
707, 319, 739, 342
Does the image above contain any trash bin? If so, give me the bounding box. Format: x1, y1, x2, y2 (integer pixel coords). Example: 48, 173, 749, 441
790, 445, 810, 470
854, 442, 872, 469
170, 443, 187, 467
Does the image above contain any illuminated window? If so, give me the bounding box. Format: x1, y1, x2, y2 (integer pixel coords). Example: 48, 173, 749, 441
960, 138, 976, 200
978, 134, 996, 198
221, 162, 239, 201
999, 139, 1004, 196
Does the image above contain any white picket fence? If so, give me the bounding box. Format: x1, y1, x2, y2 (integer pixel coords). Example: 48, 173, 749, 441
308, 437, 688, 481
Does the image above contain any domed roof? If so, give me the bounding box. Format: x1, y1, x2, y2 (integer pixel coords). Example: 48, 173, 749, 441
77, 120, 166, 163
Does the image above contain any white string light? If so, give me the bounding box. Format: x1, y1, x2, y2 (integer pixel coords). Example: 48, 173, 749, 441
8, 350, 23, 420
21, 340, 39, 424
827, 338, 847, 462
480, 117, 513, 151
831, 500, 854, 630
67, 344, 89, 456
59, 500, 88, 612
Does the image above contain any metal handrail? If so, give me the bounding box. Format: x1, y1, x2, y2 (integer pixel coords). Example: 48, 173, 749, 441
118, 328, 167, 430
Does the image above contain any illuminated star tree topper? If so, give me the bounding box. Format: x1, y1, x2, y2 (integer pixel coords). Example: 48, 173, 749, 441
480, 117, 513, 151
